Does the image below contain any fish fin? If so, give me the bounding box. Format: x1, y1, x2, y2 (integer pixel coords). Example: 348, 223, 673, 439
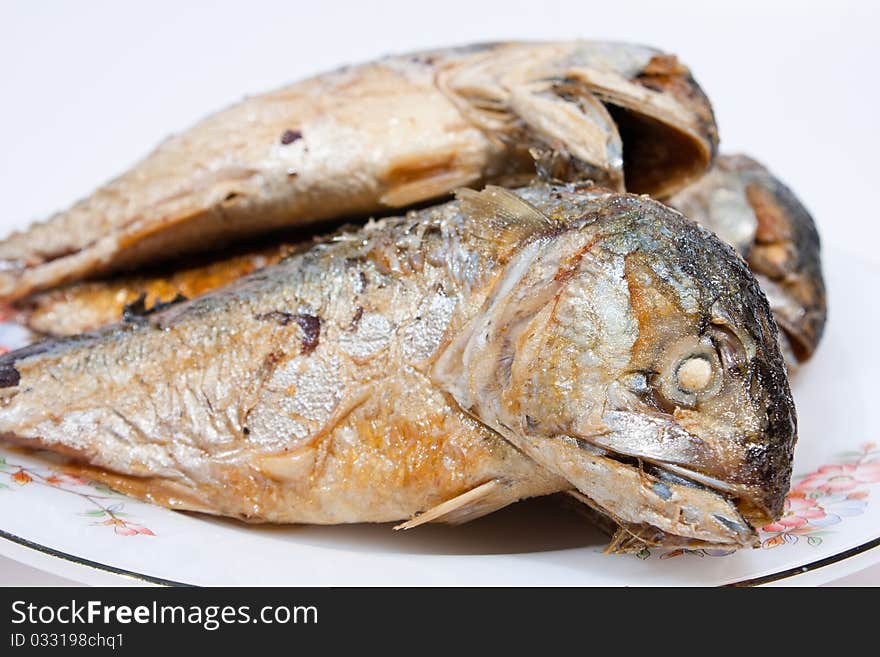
456, 185, 554, 234
379, 149, 484, 208
59, 462, 216, 515
380, 170, 481, 208
252, 447, 317, 483
394, 479, 508, 529
507, 83, 624, 188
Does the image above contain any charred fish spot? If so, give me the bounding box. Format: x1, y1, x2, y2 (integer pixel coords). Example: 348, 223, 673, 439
122, 293, 189, 322
122, 294, 149, 321
280, 129, 302, 145
242, 427, 250, 435
223, 192, 240, 202
293, 314, 321, 355
409, 54, 436, 66
0, 364, 20, 388
253, 310, 323, 353
156, 294, 188, 311
255, 311, 295, 326
349, 307, 364, 330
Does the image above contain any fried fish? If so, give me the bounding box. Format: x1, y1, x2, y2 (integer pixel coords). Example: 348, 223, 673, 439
0, 184, 795, 550
0, 41, 716, 301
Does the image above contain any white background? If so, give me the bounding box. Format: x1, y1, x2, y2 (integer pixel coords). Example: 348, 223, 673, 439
0, 0, 878, 585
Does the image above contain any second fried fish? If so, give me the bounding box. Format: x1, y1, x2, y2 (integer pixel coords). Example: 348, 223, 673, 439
0, 41, 716, 301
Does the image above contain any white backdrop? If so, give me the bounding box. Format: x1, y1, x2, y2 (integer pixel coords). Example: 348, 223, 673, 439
0, 0, 877, 585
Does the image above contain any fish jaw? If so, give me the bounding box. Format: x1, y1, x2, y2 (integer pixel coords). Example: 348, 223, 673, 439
433, 189, 796, 548
524, 438, 758, 549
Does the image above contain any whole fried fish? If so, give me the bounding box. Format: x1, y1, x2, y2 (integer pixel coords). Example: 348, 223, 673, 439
15, 156, 825, 371
0, 184, 795, 551
668, 154, 826, 363
0, 41, 716, 302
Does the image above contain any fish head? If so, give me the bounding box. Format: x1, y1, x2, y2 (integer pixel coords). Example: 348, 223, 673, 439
436, 187, 796, 543
597, 219, 798, 527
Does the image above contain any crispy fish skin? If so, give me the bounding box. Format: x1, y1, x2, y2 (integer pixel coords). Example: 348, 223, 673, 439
15, 244, 300, 336
0, 41, 716, 302
0, 183, 793, 550
668, 155, 826, 362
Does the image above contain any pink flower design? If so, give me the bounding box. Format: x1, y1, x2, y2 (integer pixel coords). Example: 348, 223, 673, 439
762, 492, 828, 532
796, 461, 880, 494
114, 524, 155, 536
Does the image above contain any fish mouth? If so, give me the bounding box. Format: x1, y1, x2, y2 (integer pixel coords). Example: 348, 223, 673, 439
598, 407, 790, 520
541, 402, 796, 550
523, 431, 759, 551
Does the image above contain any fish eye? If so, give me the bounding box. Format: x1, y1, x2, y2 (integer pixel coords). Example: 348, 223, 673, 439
676, 356, 713, 393
655, 337, 723, 409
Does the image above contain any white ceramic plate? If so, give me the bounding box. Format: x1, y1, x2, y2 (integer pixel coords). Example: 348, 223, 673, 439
1, 245, 878, 586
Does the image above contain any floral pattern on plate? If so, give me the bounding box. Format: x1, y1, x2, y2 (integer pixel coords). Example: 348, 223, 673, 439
644, 442, 880, 559
0, 455, 154, 537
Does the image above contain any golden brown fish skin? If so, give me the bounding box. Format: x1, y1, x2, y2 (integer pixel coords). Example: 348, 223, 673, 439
0, 183, 794, 550
668, 154, 826, 363
15, 244, 300, 336
0, 41, 717, 302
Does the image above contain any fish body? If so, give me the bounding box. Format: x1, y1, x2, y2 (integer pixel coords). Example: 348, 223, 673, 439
0, 184, 795, 550
0, 41, 716, 301
668, 154, 826, 362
